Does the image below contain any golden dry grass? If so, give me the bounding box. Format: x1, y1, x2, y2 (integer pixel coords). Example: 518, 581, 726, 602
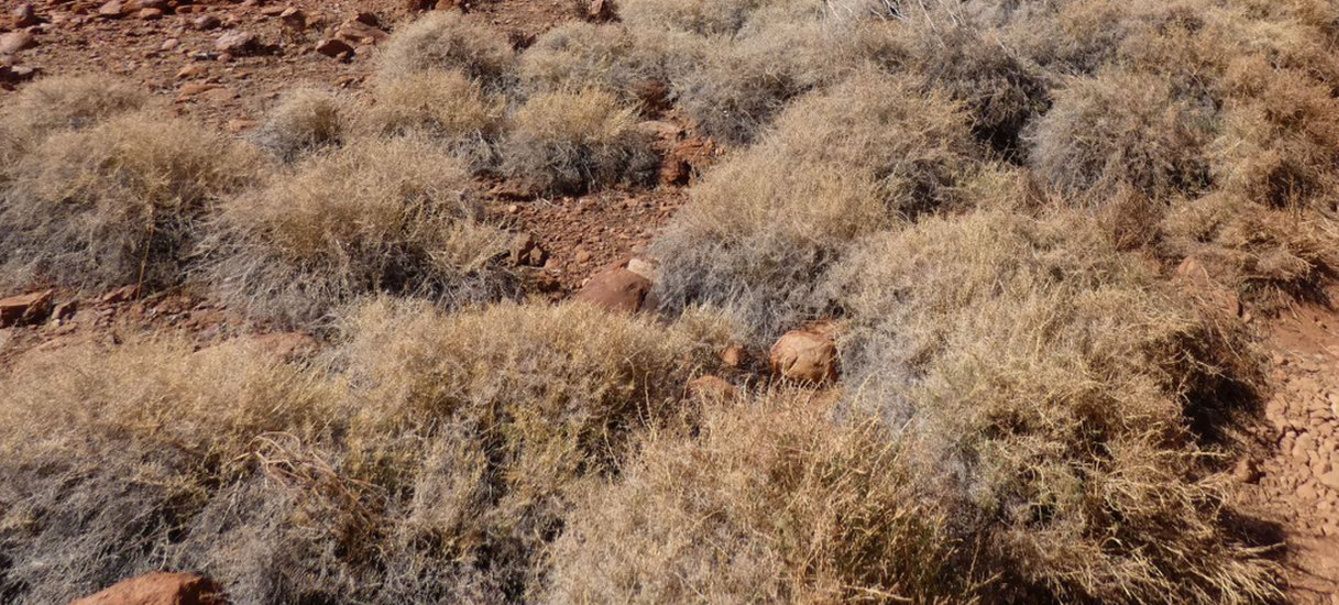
377, 11, 517, 89
253, 87, 350, 162
617, 0, 825, 36
0, 301, 736, 603
5, 0, 1338, 602
518, 22, 671, 110
0, 336, 340, 604
652, 71, 979, 339
1027, 69, 1213, 199
667, 18, 849, 144
823, 208, 1277, 603
0, 111, 262, 292
201, 136, 512, 327
549, 389, 969, 603
1162, 193, 1339, 310
364, 70, 505, 170
0, 74, 148, 142
499, 88, 657, 194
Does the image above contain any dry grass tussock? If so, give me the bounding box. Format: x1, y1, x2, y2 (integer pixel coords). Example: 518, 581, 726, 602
5, 0, 1339, 601
1162, 193, 1339, 311
201, 137, 513, 328
0, 111, 262, 293
824, 9, 1049, 154
0, 74, 148, 144
377, 11, 517, 90
607, 0, 886, 144
1027, 69, 1213, 200
252, 87, 350, 162
1209, 61, 1339, 211
821, 208, 1276, 603
1011, 0, 1339, 209
0, 75, 148, 187
548, 389, 970, 603
0, 301, 735, 603
500, 88, 657, 195
518, 22, 671, 110
617, 0, 825, 36
327, 300, 734, 599
652, 71, 980, 340
364, 69, 505, 171
668, 18, 851, 144
0, 336, 341, 604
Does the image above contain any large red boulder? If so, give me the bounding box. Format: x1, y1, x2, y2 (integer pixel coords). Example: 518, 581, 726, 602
573, 265, 653, 313
0, 289, 53, 327
70, 572, 224, 605
769, 329, 838, 385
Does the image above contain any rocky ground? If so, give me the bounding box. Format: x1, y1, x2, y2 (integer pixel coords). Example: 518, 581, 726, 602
1251, 301, 1339, 603
1, 0, 711, 297
3, 0, 1339, 602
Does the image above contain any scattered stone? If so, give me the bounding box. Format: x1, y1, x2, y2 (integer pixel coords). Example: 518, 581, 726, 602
225, 118, 257, 133
51, 299, 78, 323
660, 137, 714, 186
97, 285, 140, 305
314, 38, 354, 59
12, 4, 41, 28
769, 329, 838, 385
0, 64, 38, 86
160, 38, 179, 51
198, 87, 237, 103
509, 232, 548, 267
253, 332, 320, 361
192, 14, 221, 30
127, 0, 167, 11
176, 63, 206, 78
720, 344, 746, 368
688, 375, 738, 402
136, 7, 163, 19
641, 120, 683, 139
625, 257, 658, 282
573, 267, 652, 313
586, 0, 615, 21
0, 32, 37, 55
214, 30, 259, 56
70, 571, 223, 605
573, 248, 592, 264
336, 18, 389, 46
97, 1, 126, 19
0, 289, 54, 328
279, 7, 307, 31
177, 82, 220, 98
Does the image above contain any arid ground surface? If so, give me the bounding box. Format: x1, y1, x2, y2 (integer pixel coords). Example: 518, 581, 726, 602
3, 0, 1339, 603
